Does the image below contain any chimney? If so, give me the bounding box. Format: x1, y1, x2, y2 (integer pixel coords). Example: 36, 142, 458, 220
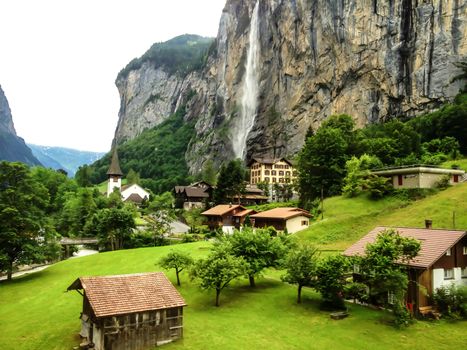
425, 219, 432, 229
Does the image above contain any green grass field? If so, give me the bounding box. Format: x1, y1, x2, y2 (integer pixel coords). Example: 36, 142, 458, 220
297, 182, 467, 250
2, 181, 467, 349
1, 242, 466, 350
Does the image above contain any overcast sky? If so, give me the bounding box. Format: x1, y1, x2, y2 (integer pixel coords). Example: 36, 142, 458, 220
0, 0, 226, 152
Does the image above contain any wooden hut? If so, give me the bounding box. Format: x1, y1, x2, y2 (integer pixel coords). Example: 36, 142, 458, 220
67, 272, 186, 350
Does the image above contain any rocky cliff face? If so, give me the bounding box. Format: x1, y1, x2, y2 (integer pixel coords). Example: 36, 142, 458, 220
0, 85, 41, 165
114, 0, 467, 173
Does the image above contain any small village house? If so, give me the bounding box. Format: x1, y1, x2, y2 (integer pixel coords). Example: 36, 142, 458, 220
249, 158, 297, 185
173, 181, 212, 209
67, 272, 186, 350
106, 148, 150, 204
371, 165, 465, 189
250, 207, 311, 233
201, 204, 256, 233
230, 184, 268, 205
344, 224, 467, 315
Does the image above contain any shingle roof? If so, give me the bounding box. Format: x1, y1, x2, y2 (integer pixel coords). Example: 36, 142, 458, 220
343, 226, 467, 268
106, 148, 123, 176
67, 272, 186, 318
232, 209, 256, 217
202, 204, 245, 216
251, 207, 311, 220
184, 187, 210, 198
124, 193, 144, 204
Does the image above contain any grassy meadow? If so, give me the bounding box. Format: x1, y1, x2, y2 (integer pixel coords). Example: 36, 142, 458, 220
2, 183, 467, 349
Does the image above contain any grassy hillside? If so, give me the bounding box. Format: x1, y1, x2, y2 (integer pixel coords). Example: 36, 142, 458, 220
298, 182, 467, 250
1, 242, 466, 350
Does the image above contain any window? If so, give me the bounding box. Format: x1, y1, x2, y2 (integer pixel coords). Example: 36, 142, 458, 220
285, 178, 291, 183
285, 165, 289, 169
462, 267, 467, 278
279, 171, 284, 176
387, 291, 395, 305
279, 178, 284, 183
463, 246, 467, 255
272, 178, 276, 183
301, 220, 308, 226
446, 248, 452, 256
444, 268, 454, 280
264, 177, 270, 183
265, 170, 270, 175
271, 170, 277, 176
286, 171, 290, 176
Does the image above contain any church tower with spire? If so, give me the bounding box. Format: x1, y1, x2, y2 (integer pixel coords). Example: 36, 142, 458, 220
107, 147, 123, 197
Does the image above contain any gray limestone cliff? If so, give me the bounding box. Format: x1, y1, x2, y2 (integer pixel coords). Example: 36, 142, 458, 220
113, 0, 467, 174
0, 85, 41, 165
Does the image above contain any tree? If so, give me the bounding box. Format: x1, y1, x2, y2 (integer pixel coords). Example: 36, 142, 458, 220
75, 164, 94, 187
58, 188, 97, 236
126, 168, 141, 185
0, 162, 59, 280
158, 250, 194, 286
225, 228, 287, 287
190, 244, 247, 306
200, 159, 217, 186
85, 207, 135, 250
342, 154, 382, 197
281, 243, 319, 303
313, 254, 351, 309
297, 127, 348, 206
213, 159, 247, 204
358, 229, 420, 326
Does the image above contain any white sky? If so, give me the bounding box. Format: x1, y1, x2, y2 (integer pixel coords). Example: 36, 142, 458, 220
0, 0, 226, 152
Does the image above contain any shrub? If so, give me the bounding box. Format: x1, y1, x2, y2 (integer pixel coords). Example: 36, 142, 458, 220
433, 284, 467, 318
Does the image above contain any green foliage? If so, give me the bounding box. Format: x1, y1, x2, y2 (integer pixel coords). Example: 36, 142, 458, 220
433, 284, 467, 319
190, 243, 247, 306
89, 109, 196, 194
435, 174, 451, 189
281, 243, 319, 303
366, 175, 393, 199
158, 250, 194, 286
117, 34, 214, 80
74, 164, 94, 187
126, 168, 141, 185
58, 187, 98, 236
0, 161, 59, 280
213, 159, 247, 204
342, 154, 383, 197
183, 208, 205, 233
358, 229, 421, 327
85, 207, 135, 251
223, 228, 288, 287
200, 159, 217, 186
256, 181, 270, 197
313, 254, 351, 309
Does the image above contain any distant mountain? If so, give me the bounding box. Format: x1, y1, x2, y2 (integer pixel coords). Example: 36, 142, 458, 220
28, 144, 105, 177
0, 85, 41, 166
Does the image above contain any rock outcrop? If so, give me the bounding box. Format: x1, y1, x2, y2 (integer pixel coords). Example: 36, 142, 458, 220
0, 85, 41, 165
113, 0, 467, 174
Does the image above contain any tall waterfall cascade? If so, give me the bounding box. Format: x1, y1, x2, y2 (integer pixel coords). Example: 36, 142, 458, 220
231, 0, 260, 160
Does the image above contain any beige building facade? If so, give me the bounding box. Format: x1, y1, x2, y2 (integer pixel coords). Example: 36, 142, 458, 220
372, 166, 465, 189
249, 158, 297, 184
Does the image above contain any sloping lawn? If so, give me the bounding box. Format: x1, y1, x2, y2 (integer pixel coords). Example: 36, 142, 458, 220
1, 242, 465, 350
298, 182, 467, 250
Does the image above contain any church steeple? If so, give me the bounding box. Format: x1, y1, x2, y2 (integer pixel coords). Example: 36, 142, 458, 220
107, 147, 123, 196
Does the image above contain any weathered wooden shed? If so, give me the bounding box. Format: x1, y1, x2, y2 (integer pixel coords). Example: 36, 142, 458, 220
67, 272, 186, 350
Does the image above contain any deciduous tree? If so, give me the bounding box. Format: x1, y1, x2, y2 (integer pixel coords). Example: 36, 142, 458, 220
158, 250, 194, 286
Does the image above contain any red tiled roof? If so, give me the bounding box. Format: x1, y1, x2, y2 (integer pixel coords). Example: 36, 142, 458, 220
343, 226, 467, 268
251, 207, 311, 220
202, 204, 245, 216
68, 272, 186, 318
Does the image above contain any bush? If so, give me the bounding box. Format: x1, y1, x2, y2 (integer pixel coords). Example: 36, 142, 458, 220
435, 175, 451, 189
433, 284, 467, 318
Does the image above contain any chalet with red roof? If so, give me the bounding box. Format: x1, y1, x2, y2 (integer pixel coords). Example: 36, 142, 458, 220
68, 272, 186, 350
344, 224, 467, 314
201, 204, 256, 233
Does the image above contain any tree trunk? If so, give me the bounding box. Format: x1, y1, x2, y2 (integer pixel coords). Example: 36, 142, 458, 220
7, 260, 13, 281
297, 285, 302, 304
249, 275, 256, 287
176, 270, 181, 286
215, 288, 221, 307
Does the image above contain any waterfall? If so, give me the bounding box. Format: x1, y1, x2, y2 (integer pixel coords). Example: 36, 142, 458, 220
231, 0, 260, 160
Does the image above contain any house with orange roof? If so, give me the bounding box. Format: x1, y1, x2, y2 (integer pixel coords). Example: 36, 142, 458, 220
344, 223, 467, 314
250, 207, 311, 233
67, 272, 186, 350
201, 204, 256, 233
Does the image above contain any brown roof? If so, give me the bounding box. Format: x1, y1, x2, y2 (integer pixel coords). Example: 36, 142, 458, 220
251, 207, 311, 220
343, 226, 467, 268
233, 209, 257, 218
185, 187, 209, 198
68, 272, 186, 318
124, 193, 144, 204
248, 157, 294, 166
107, 148, 123, 176
202, 204, 245, 216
